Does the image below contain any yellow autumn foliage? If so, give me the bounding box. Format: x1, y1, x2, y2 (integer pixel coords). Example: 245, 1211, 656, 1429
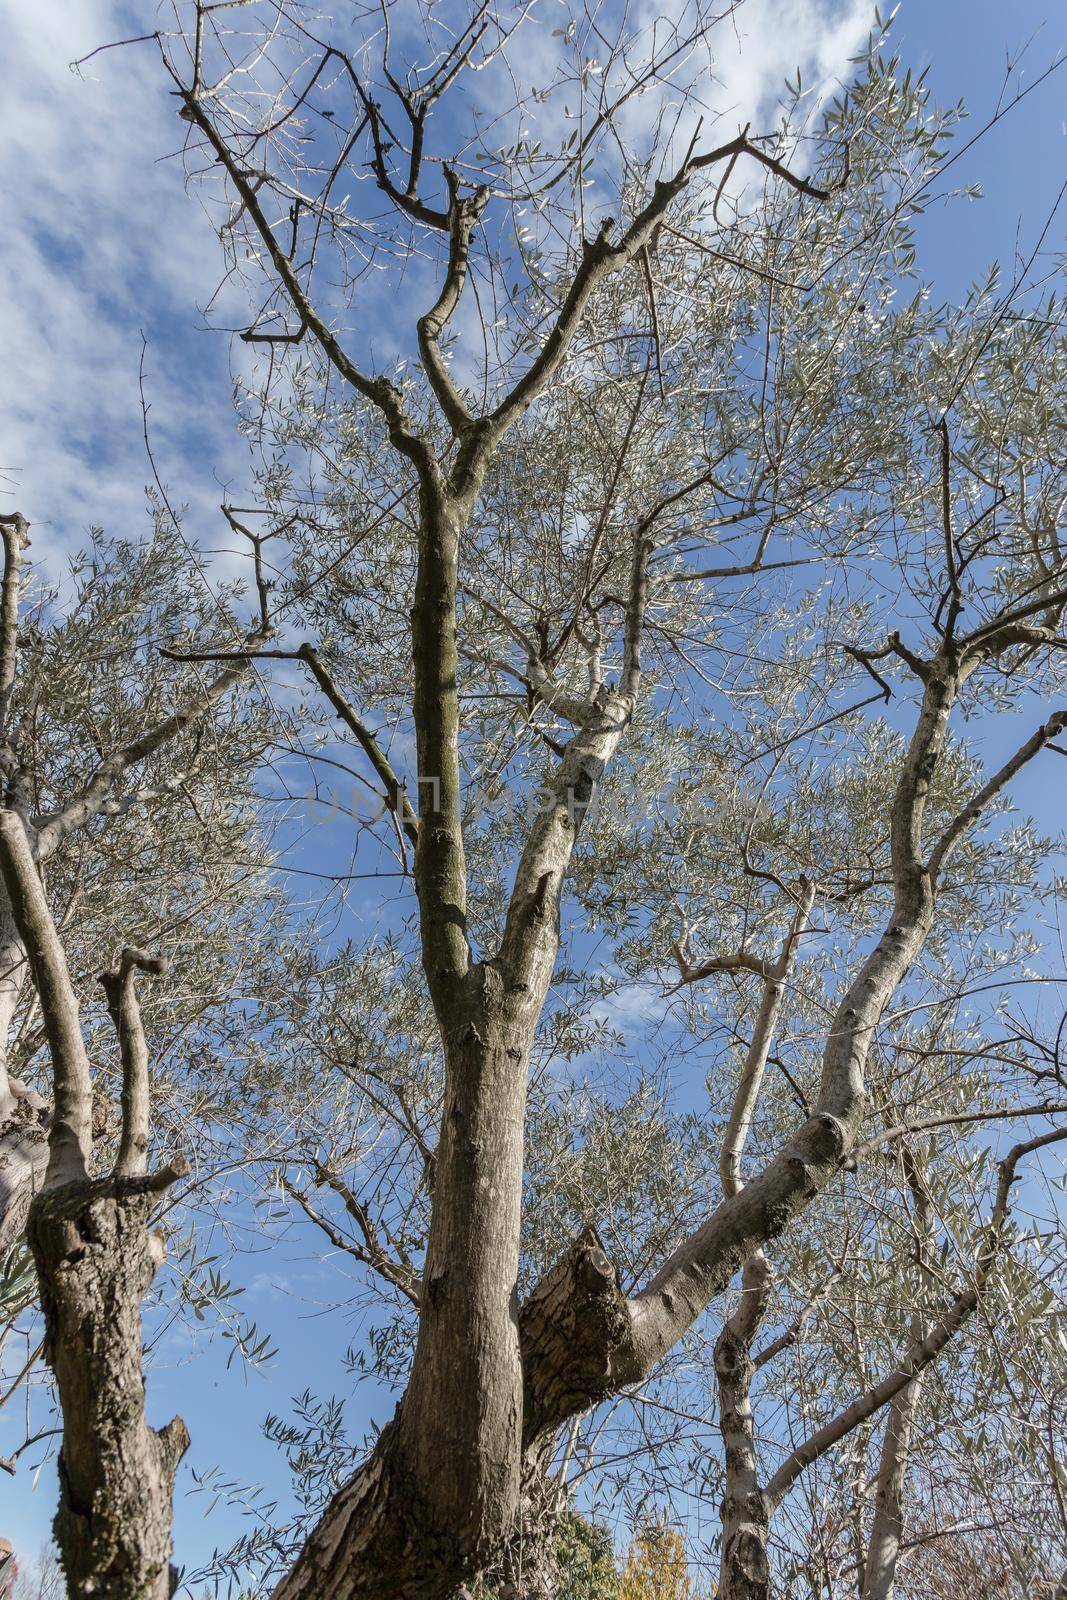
618, 1523, 699, 1600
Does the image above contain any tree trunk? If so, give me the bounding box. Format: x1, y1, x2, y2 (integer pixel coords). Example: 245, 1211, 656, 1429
270, 598, 959, 1600
397, 973, 528, 1565
715, 1254, 772, 1600
861, 1372, 922, 1600
273, 1073, 637, 1600
275, 982, 536, 1600
273, 1427, 566, 1600
478, 1448, 565, 1600
29, 1176, 188, 1600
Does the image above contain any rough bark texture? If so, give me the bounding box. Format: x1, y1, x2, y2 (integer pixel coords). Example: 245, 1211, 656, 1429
0, 1079, 49, 1256
0, 894, 50, 1257
479, 1452, 565, 1600
273, 980, 535, 1600
2, 854, 192, 1600
519, 1228, 638, 1446
29, 1176, 188, 1600
715, 1318, 771, 1600
395, 986, 528, 1578
274, 1423, 568, 1600
272, 1003, 584, 1600
714, 1248, 774, 1600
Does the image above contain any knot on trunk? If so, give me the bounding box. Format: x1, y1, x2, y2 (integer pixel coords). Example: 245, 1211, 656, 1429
722, 1520, 771, 1597
519, 1226, 637, 1447
713, 1323, 753, 1385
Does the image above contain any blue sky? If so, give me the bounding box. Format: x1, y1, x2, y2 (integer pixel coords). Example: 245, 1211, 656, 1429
2, 0, 1066, 1581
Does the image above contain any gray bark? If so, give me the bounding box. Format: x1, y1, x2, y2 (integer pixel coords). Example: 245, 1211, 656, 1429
169, 66, 1067, 1599
481, 1452, 566, 1600
273, 526, 644, 1598
0, 911, 50, 1255
715, 1255, 773, 1600
29, 1177, 188, 1600
0, 1075, 50, 1259
860, 1370, 923, 1600
0, 812, 189, 1600
861, 1150, 933, 1600
706, 887, 813, 1600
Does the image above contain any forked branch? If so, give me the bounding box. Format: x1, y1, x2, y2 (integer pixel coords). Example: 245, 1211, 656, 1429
99, 947, 170, 1182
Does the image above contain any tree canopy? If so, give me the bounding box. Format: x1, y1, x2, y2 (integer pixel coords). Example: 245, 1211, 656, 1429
1, 4, 1066, 1598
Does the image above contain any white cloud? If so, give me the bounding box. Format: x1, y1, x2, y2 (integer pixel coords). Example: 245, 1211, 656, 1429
612, 0, 876, 198
589, 980, 669, 1032
691, 0, 874, 125
0, 0, 875, 570
1, 2, 252, 568
445, 0, 876, 376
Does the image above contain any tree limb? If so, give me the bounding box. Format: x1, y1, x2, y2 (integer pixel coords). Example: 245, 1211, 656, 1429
0, 514, 29, 731
0, 812, 91, 1187
417, 171, 489, 435
33, 630, 271, 861
764, 1125, 1067, 1508
99, 947, 169, 1181
171, 74, 434, 476
928, 708, 1067, 882
296, 645, 419, 848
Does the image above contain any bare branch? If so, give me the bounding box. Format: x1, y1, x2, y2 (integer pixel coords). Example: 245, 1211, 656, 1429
928, 709, 1067, 882
0, 513, 29, 730
764, 1125, 1067, 1508
282, 1170, 421, 1307
417, 172, 489, 434
852, 1100, 1067, 1163
99, 947, 169, 1181
935, 417, 963, 639
753, 1254, 846, 1371
296, 645, 419, 849
720, 882, 815, 1202
170, 71, 433, 475
487, 133, 836, 446
0, 811, 91, 1186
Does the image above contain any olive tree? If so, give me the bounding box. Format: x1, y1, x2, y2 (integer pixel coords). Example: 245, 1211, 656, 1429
9, 1, 1067, 1596
0, 515, 292, 1594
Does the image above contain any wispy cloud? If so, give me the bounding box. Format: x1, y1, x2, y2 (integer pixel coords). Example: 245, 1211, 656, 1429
2, 2, 252, 567
465, 0, 874, 190
1, 1, 875, 572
